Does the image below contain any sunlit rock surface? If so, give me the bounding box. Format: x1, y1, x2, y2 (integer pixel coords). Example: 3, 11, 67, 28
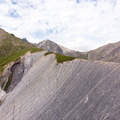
0, 54, 120, 120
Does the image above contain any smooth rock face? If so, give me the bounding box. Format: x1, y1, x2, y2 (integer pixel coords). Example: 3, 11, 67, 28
0, 54, 120, 120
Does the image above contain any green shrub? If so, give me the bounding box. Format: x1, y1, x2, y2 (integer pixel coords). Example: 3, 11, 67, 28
3, 74, 12, 91
30, 48, 43, 53
56, 54, 75, 63
44, 52, 54, 56
44, 52, 75, 63
0, 67, 4, 73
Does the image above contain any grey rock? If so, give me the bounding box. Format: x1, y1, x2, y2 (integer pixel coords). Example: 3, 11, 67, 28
0, 87, 6, 102
0, 51, 46, 93
37, 40, 64, 54
21, 38, 28, 42
88, 41, 120, 63
0, 54, 120, 120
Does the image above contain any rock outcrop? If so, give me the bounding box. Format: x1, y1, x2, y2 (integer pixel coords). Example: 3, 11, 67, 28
0, 51, 46, 95
37, 40, 64, 54
0, 53, 120, 120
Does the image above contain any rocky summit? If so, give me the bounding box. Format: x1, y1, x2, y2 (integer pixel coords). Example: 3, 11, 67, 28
0, 28, 120, 120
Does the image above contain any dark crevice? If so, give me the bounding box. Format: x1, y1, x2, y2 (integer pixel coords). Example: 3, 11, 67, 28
4, 61, 24, 93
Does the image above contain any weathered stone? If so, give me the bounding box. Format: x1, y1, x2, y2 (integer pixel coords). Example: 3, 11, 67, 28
0, 54, 120, 120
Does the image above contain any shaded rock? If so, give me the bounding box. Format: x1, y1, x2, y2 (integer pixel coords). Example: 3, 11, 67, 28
21, 38, 28, 42
5, 62, 24, 93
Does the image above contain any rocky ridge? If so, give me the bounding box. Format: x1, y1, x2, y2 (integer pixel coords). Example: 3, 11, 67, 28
0, 53, 120, 120
37, 40, 120, 63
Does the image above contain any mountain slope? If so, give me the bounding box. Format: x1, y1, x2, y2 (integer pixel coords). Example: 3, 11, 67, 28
0, 54, 120, 120
88, 41, 120, 63
0, 28, 41, 72
0, 28, 42, 93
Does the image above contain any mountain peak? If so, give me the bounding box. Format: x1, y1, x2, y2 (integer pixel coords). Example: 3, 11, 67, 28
40, 39, 58, 46
37, 40, 88, 58
37, 40, 63, 54
21, 38, 28, 42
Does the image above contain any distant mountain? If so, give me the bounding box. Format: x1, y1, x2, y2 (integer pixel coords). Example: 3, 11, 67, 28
37, 39, 65, 54
37, 39, 120, 63
88, 41, 120, 63
21, 38, 28, 42
37, 40, 88, 59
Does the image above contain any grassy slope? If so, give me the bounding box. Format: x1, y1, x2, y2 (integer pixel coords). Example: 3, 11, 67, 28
0, 32, 42, 73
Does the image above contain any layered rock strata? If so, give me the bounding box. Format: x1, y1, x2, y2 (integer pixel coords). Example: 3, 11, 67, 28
0, 53, 120, 120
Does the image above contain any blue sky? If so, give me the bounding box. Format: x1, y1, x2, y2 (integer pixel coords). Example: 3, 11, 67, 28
0, 0, 120, 51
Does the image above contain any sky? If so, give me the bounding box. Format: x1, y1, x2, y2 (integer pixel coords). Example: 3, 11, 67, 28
0, 0, 120, 51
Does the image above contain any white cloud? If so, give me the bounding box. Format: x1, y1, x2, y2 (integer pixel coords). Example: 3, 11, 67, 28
0, 0, 120, 51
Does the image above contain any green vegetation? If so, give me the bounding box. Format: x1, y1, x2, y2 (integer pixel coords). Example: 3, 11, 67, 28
44, 52, 75, 63
3, 74, 12, 91
56, 54, 75, 63
30, 48, 42, 53
44, 51, 54, 56
0, 33, 42, 73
